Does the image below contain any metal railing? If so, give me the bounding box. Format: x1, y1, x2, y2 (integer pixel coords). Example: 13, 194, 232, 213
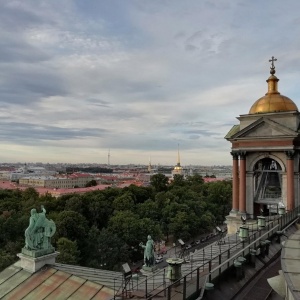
112, 207, 299, 299
145, 206, 300, 300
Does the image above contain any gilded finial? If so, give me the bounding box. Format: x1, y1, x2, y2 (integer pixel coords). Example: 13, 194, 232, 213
269, 56, 277, 75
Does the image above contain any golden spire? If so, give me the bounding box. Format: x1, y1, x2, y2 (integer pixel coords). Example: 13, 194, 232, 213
173, 143, 183, 175
177, 144, 181, 167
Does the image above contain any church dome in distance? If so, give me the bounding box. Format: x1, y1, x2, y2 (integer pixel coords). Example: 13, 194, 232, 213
249, 57, 298, 114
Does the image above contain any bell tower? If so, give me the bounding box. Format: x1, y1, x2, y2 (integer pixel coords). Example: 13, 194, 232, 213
225, 57, 300, 233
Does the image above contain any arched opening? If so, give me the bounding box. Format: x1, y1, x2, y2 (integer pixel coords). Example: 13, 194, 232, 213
253, 157, 282, 216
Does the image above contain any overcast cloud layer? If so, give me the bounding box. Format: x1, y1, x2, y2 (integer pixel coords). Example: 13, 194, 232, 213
1, 0, 300, 165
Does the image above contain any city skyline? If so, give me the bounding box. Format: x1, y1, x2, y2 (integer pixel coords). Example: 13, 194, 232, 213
1, 1, 300, 165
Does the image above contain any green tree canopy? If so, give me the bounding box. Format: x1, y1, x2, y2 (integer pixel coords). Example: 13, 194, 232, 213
65, 195, 84, 215
57, 237, 80, 264
85, 226, 130, 270
169, 211, 191, 241
0, 174, 232, 272
85, 179, 97, 187
186, 174, 204, 185
108, 210, 141, 246
123, 185, 153, 204
55, 211, 89, 251
113, 192, 135, 211
136, 199, 160, 220
170, 174, 185, 187
22, 187, 39, 202
108, 210, 162, 249
150, 174, 169, 192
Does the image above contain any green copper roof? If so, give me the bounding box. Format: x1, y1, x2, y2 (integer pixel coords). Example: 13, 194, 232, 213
224, 125, 240, 139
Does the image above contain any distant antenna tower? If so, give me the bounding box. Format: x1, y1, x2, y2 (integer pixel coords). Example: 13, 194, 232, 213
108, 149, 110, 166
148, 156, 152, 173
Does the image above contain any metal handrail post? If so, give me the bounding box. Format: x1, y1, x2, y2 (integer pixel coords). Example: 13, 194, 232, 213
153, 272, 154, 290
163, 269, 166, 297
227, 249, 230, 268
167, 285, 171, 300
196, 267, 200, 292
183, 276, 187, 300
114, 277, 116, 300
209, 260, 212, 282
242, 240, 245, 256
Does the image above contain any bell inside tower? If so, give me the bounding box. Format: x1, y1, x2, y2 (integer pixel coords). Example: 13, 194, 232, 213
253, 158, 282, 214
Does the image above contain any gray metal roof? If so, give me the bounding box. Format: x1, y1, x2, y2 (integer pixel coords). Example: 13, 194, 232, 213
53, 263, 124, 291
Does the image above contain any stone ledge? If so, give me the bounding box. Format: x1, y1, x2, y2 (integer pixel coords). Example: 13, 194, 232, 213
17, 251, 59, 273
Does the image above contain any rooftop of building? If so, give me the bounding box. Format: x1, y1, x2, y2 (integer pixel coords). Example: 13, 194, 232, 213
0, 261, 119, 300
0, 181, 111, 197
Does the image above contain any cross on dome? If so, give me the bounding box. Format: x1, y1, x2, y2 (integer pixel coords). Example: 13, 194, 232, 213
269, 56, 277, 75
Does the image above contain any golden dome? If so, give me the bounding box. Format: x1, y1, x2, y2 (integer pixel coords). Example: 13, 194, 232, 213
174, 165, 183, 170
249, 58, 298, 114
249, 93, 298, 114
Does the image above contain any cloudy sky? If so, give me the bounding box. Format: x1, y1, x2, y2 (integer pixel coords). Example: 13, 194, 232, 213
1, 0, 300, 166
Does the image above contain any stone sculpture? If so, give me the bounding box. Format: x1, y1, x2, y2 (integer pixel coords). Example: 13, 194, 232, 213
23, 205, 56, 257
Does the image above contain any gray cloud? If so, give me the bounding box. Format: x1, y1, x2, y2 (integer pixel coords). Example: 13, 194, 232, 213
185, 44, 198, 52
0, 39, 50, 63
0, 122, 108, 144
0, 3, 43, 31
0, 69, 67, 105
0, 0, 300, 164
86, 99, 111, 108
185, 130, 219, 137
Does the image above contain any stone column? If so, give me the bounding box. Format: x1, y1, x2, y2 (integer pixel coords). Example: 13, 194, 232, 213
285, 151, 295, 211
239, 152, 247, 214
246, 172, 254, 217
231, 151, 239, 212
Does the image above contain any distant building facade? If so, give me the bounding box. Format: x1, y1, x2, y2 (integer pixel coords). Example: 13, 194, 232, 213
19, 173, 93, 189
8, 164, 56, 182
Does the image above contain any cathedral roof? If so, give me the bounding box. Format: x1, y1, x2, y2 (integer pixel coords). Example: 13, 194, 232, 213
0, 262, 121, 299
224, 125, 240, 139
249, 57, 298, 114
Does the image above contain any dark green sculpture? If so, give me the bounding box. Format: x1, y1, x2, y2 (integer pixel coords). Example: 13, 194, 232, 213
23, 205, 56, 258
140, 235, 155, 267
